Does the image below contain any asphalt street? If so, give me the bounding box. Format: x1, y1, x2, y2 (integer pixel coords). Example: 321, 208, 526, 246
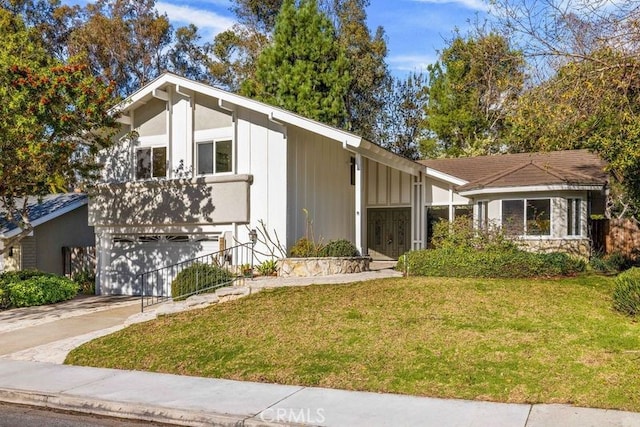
0, 402, 172, 427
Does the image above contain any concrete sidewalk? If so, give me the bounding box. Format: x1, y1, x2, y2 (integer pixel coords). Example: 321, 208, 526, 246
0, 360, 639, 427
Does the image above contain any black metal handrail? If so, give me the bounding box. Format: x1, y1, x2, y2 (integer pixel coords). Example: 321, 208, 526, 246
138, 242, 254, 312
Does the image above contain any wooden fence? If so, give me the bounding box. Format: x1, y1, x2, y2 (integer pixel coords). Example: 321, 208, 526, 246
591, 218, 640, 259
62, 246, 96, 277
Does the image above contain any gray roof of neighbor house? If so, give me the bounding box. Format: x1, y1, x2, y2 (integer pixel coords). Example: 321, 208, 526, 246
0, 193, 88, 237
418, 149, 608, 192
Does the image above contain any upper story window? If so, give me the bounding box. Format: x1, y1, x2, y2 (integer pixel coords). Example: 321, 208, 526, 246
502, 199, 551, 236
197, 140, 232, 175
136, 147, 167, 180
567, 198, 582, 236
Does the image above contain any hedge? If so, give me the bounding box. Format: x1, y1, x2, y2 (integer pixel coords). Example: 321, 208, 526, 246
0, 271, 78, 309
398, 247, 585, 279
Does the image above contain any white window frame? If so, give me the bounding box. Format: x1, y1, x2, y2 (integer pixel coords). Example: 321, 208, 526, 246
476, 200, 489, 230
567, 198, 583, 237
501, 198, 553, 238
134, 144, 168, 180
195, 137, 234, 176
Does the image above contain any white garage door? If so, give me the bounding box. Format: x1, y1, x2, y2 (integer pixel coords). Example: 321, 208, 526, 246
104, 234, 220, 295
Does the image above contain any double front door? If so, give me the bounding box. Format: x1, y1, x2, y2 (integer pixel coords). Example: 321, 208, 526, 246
367, 208, 411, 260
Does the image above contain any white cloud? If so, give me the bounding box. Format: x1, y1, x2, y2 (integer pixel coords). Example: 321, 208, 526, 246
156, 2, 235, 38
411, 0, 490, 12
388, 54, 438, 72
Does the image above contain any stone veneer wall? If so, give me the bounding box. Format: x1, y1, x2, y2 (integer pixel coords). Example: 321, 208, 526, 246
518, 239, 591, 258
278, 257, 371, 277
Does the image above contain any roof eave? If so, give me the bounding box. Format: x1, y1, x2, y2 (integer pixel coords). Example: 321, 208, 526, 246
0, 198, 88, 239
116, 73, 422, 176
425, 167, 468, 186
458, 183, 606, 197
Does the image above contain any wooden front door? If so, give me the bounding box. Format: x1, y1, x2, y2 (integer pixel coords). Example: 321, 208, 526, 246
367, 208, 411, 260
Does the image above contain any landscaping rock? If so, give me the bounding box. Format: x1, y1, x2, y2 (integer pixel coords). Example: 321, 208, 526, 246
278, 257, 371, 277
185, 294, 219, 307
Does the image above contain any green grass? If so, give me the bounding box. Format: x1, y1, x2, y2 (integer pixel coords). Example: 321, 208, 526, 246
66, 275, 640, 411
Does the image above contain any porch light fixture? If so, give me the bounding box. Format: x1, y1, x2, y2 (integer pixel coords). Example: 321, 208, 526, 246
249, 229, 258, 246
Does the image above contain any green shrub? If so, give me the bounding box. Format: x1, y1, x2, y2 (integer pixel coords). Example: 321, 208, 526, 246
0, 272, 77, 308
320, 239, 359, 257
400, 247, 585, 278
613, 267, 640, 317
72, 269, 96, 295
171, 263, 232, 301
257, 259, 278, 276
432, 216, 516, 252
398, 217, 585, 278
590, 251, 629, 274
289, 237, 323, 257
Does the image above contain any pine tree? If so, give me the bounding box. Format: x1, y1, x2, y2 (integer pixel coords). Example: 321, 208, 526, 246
240, 0, 351, 127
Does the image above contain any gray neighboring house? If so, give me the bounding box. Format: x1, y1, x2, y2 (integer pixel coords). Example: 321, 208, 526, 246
0, 193, 95, 275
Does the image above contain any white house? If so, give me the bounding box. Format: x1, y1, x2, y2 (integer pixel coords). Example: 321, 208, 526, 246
89, 73, 422, 295
90, 73, 608, 295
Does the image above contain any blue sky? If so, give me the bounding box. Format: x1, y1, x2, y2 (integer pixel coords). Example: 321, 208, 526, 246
65, 0, 490, 78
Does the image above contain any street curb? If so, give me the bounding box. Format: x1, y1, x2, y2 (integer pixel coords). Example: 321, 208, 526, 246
0, 387, 250, 427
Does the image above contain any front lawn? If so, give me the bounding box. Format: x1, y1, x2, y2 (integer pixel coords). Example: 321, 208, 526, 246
66, 276, 640, 411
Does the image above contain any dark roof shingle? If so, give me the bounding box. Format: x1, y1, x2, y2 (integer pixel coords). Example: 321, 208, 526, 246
0, 193, 87, 236
419, 149, 608, 191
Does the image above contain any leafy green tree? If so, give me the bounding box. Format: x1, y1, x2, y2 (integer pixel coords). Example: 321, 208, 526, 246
492, 0, 640, 220
67, 0, 172, 96
377, 73, 428, 159
0, 0, 78, 60
166, 24, 213, 83
209, 25, 269, 92
333, 0, 389, 142
208, 0, 284, 91
240, 0, 351, 127
424, 33, 524, 157
230, 0, 284, 33
0, 9, 118, 253
504, 49, 640, 219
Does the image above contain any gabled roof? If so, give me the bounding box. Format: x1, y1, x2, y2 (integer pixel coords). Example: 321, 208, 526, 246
0, 193, 88, 238
418, 149, 608, 195
115, 72, 423, 176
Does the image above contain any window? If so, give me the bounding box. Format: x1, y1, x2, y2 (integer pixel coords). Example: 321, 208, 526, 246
454, 205, 472, 227
454, 205, 472, 219
350, 157, 356, 186
502, 200, 524, 235
526, 199, 551, 236
426, 206, 449, 247
197, 140, 232, 175
502, 199, 551, 236
136, 147, 166, 179
567, 198, 582, 236
477, 201, 488, 230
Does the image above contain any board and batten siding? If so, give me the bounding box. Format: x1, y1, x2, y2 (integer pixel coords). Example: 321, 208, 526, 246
236, 108, 289, 250
366, 159, 412, 207
286, 126, 355, 248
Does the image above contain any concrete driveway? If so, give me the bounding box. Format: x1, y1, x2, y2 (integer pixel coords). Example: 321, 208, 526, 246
0, 295, 139, 362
